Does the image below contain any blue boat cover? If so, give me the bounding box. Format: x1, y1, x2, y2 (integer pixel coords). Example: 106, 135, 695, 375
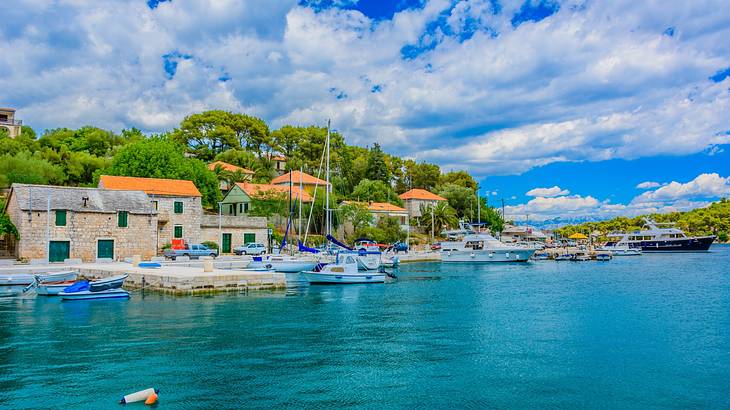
252, 256, 263, 262
298, 241, 320, 254
63, 281, 89, 293
326, 234, 353, 251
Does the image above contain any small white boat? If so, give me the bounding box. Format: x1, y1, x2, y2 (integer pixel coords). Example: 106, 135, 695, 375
598, 245, 642, 256
554, 253, 574, 261
1, 271, 79, 297
302, 254, 385, 284
248, 255, 318, 273
595, 253, 612, 261
572, 252, 591, 261
531, 252, 549, 260
60, 288, 130, 301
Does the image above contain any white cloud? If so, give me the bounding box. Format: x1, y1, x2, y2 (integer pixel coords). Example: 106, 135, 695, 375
631, 173, 730, 204
507, 173, 729, 222
636, 181, 661, 189
0, 0, 729, 178
526, 186, 570, 197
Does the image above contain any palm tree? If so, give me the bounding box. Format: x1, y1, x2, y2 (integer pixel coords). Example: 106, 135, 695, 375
418, 202, 458, 235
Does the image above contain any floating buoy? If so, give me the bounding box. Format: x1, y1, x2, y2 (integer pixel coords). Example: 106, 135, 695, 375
145, 391, 158, 405
119, 388, 159, 404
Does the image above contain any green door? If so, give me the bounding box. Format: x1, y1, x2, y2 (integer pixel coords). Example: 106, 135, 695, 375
97, 240, 114, 259
222, 233, 232, 254
244, 233, 256, 245
49, 241, 70, 263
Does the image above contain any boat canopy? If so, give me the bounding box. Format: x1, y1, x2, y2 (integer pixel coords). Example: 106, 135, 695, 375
326, 234, 353, 251
298, 241, 320, 254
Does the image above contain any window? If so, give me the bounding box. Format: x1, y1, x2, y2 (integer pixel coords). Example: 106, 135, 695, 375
239, 203, 243, 213
174, 225, 183, 238
117, 211, 128, 228
55, 210, 67, 226
174, 201, 183, 214
244, 203, 249, 213
244, 233, 256, 244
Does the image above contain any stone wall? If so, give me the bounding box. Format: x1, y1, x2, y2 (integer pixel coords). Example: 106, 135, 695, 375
200, 214, 268, 253
404, 199, 439, 218
8, 198, 157, 261
152, 195, 202, 250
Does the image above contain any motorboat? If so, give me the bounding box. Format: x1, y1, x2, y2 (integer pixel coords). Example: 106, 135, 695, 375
597, 244, 642, 256
595, 252, 612, 261
381, 255, 400, 268
247, 255, 319, 273
440, 232, 535, 262
554, 253, 574, 261
531, 252, 550, 260
301, 254, 385, 284
58, 275, 130, 300
603, 219, 714, 252
572, 252, 591, 261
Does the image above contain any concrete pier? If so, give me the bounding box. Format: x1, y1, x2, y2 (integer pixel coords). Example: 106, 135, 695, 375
0, 259, 286, 295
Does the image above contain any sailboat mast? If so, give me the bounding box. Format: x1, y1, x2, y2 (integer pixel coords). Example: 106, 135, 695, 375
325, 119, 331, 237
288, 169, 292, 254
298, 165, 303, 245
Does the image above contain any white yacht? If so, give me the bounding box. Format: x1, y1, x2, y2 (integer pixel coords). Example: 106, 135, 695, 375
603, 218, 714, 252
440, 232, 536, 262
301, 254, 385, 284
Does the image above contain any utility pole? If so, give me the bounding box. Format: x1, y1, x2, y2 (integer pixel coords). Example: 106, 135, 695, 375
431, 205, 435, 244
46, 192, 51, 262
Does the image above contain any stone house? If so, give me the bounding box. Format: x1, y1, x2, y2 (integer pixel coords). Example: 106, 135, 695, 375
271, 171, 329, 195
270, 154, 287, 176
0, 107, 22, 138
399, 188, 447, 218
4, 184, 157, 262
98, 175, 202, 251
199, 214, 269, 253
341, 201, 409, 230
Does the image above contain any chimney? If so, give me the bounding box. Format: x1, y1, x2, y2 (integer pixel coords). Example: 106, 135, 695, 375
82, 196, 89, 207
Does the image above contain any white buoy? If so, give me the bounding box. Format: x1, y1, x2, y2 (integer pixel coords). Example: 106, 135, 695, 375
120, 388, 159, 404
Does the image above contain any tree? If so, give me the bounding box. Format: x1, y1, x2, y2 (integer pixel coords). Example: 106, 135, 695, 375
0, 152, 65, 187
417, 201, 458, 234
351, 179, 402, 205
172, 111, 270, 160
340, 202, 374, 232
439, 170, 478, 190
356, 217, 406, 244
365, 143, 390, 183
103, 136, 221, 207
0, 212, 18, 240
438, 183, 476, 218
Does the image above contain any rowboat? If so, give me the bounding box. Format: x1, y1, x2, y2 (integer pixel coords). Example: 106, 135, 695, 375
1, 271, 79, 297
301, 254, 385, 284
89, 274, 128, 292
60, 288, 130, 301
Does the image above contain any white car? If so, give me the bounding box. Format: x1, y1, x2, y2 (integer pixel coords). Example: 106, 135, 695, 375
234, 243, 266, 255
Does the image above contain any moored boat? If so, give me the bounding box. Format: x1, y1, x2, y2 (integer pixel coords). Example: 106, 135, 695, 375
60, 288, 130, 301
301, 254, 385, 284
603, 219, 714, 252
554, 253, 574, 261
88, 274, 128, 292
440, 232, 535, 262
595, 253, 612, 261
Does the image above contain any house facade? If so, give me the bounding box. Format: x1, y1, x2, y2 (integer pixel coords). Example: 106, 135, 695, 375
208, 161, 254, 192
99, 175, 202, 251
271, 171, 329, 195
5, 184, 157, 262
0, 108, 22, 138
399, 188, 447, 218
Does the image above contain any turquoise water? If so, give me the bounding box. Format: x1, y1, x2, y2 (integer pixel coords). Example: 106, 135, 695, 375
2, 246, 730, 409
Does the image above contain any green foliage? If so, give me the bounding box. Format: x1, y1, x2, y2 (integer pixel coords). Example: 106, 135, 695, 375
392, 159, 441, 193
248, 189, 288, 217
172, 110, 270, 160
718, 232, 728, 242
39, 126, 125, 157
438, 183, 477, 218
355, 217, 406, 244
340, 202, 374, 232
555, 198, 730, 238
309, 187, 340, 234
0, 211, 19, 239
0, 151, 65, 187
365, 143, 390, 183
350, 179, 402, 205
417, 201, 459, 234
439, 170, 478, 191
201, 241, 219, 250
103, 136, 221, 207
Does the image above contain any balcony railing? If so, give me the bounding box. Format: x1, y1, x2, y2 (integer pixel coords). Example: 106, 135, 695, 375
0, 118, 22, 126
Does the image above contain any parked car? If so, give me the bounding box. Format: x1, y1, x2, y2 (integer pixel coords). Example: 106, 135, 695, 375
164, 244, 218, 260
234, 243, 266, 255
391, 241, 409, 253
430, 243, 442, 251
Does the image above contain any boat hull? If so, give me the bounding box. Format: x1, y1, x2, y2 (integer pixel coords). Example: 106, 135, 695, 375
59, 289, 130, 301
301, 271, 385, 284
441, 249, 535, 262
37, 281, 76, 296
632, 236, 715, 252
0, 285, 25, 297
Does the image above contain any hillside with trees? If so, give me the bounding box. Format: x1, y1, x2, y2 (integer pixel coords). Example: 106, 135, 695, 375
0, 110, 503, 236
555, 199, 730, 242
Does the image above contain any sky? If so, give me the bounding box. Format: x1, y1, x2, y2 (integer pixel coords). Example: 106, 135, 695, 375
1, 0, 730, 225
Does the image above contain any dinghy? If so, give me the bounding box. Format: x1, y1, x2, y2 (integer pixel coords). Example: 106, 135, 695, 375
1, 271, 79, 297
58, 274, 130, 301
89, 274, 128, 292
60, 288, 130, 301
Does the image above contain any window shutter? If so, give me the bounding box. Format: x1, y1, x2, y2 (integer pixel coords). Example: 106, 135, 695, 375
118, 211, 128, 228
55, 210, 67, 226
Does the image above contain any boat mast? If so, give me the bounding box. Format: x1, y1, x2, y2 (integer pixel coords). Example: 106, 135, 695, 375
325, 119, 331, 237
298, 165, 303, 245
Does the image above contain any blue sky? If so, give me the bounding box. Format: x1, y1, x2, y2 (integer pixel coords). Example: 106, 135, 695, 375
1, 0, 729, 223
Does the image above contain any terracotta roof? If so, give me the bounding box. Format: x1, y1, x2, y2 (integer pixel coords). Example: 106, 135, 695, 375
342, 201, 407, 213
238, 182, 312, 203
0, 107, 16, 112
271, 155, 286, 161
271, 170, 329, 186
399, 188, 447, 201
99, 175, 201, 197
208, 161, 254, 174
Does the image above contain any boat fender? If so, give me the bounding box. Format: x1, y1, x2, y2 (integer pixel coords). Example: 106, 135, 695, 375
119, 388, 159, 404
145, 391, 158, 405
470, 253, 475, 258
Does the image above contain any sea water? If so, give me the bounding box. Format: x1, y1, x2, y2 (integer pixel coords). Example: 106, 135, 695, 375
1, 246, 729, 409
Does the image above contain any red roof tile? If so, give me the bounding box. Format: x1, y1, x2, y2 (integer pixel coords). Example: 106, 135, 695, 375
208, 161, 254, 174
399, 188, 446, 201
238, 182, 312, 203
271, 170, 329, 186
99, 175, 201, 197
